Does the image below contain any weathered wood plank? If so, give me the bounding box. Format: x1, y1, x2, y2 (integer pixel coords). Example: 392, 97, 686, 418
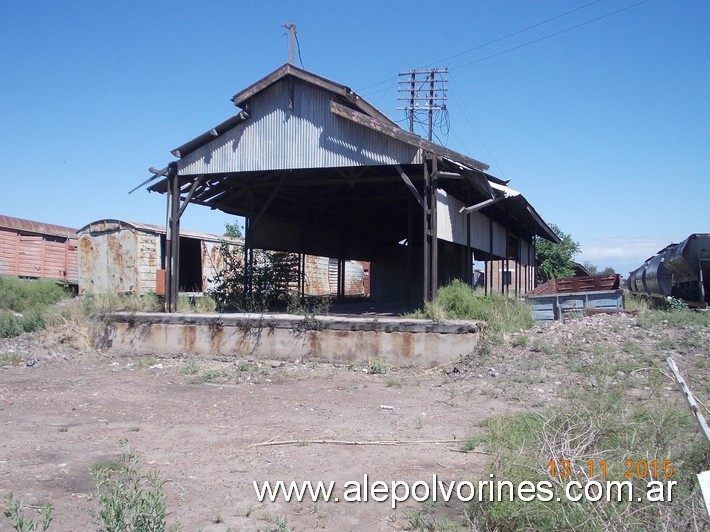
330, 101, 489, 172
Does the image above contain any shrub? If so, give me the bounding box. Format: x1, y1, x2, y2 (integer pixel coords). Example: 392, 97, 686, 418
91, 440, 171, 531
0, 311, 22, 338
0, 278, 70, 338
0, 277, 68, 314
418, 280, 535, 336
209, 243, 300, 312
468, 385, 710, 530
3, 493, 53, 531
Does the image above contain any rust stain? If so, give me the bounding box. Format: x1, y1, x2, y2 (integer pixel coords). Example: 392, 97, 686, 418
208, 325, 224, 355
183, 324, 197, 352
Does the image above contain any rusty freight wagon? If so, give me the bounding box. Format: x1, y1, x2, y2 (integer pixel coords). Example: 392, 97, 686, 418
78, 219, 369, 298
0, 214, 78, 285
77, 219, 236, 295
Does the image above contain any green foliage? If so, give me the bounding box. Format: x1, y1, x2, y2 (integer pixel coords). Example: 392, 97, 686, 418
637, 308, 710, 330
0, 277, 68, 314
224, 219, 244, 239
3, 494, 53, 532
274, 514, 290, 532
583, 262, 616, 276
0, 311, 23, 338
209, 243, 300, 312
468, 385, 710, 531
91, 440, 170, 532
367, 358, 388, 375
417, 280, 535, 337
663, 296, 690, 312
535, 224, 580, 283
0, 278, 70, 338
0, 351, 22, 366
80, 292, 162, 314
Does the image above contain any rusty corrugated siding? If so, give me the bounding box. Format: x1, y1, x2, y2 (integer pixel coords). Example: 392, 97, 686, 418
78, 229, 141, 294
78, 219, 239, 245
0, 229, 19, 276
0, 219, 78, 283
303, 256, 367, 297
177, 78, 421, 176
0, 215, 77, 239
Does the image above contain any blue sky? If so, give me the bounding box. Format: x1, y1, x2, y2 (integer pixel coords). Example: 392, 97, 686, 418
1, 0, 708, 276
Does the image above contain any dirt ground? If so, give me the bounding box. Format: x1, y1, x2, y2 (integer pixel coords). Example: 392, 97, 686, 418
1, 311, 708, 531
0, 337, 510, 531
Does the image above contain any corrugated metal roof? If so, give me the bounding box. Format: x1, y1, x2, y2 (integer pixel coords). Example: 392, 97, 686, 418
77, 219, 242, 244
176, 80, 421, 176
0, 214, 77, 239
232, 63, 396, 127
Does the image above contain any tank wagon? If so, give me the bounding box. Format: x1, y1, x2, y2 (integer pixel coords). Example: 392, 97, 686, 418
627, 233, 710, 307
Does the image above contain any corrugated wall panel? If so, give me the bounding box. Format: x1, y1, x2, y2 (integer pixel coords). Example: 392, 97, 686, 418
344, 260, 365, 296
79, 230, 139, 294
0, 230, 19, 276
17, 235, 43, 278
66, 242, 78, 283
178, 79, 420, 176
436, 190, 511, 257
305, 255, 331, 295
202, 241, 225, 292
136, 233, 160, 293
43, 240, 67, 280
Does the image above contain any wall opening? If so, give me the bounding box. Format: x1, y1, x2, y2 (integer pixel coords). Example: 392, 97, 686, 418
179, 237, 202, 292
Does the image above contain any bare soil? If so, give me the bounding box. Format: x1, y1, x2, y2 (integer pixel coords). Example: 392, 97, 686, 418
1, 311, 707, 531
1, 336, 508, 531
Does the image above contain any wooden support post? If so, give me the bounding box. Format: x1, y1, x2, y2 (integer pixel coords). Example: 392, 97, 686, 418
165, 162, 181, 313
431, 156, 438, 300
667, 357, 710, 446
504, 216, 509, 295
422, 157, 431, 302
516, 239, 521, 297
533, 236, 538, 288
488, 206, 493, 294
299, 253, 305, 298
466, 212, 472, 286
406, 200, 413, 309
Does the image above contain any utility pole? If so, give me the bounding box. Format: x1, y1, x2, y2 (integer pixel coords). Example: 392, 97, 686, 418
283, 23, 297, 64
397, 68, 448, 303
396, 68, 448, 139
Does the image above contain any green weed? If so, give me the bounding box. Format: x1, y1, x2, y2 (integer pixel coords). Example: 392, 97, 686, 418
91, 440, 173, 531
3, 493, 53, 532
413, 280, 535, 337
367, 358, 388, 375
0, 351, 22, 367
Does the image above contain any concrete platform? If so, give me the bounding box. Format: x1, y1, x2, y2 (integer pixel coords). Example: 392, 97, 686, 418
103, 312, 481, 367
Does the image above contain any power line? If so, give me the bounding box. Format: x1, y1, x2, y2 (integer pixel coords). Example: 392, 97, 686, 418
420, 0, 605, 69
357, 0, 653, 96
450, 0, 653, 71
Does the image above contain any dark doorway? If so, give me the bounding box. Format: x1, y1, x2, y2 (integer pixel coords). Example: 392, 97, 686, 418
179, 237, 202, 292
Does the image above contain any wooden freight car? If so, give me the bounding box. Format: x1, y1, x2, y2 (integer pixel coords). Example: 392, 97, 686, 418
0, 215, 78, 285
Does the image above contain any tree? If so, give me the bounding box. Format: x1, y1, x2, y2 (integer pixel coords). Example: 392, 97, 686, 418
583, 262, 617, 276
535, 224, 580, 283
224, 218, 244, 239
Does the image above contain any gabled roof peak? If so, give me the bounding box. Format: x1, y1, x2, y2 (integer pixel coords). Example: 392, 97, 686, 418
230, 63, 396, 127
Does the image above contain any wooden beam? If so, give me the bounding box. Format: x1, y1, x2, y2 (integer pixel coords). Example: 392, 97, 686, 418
667, 357, 710, 447
330, 101, 489, 172
395, 165, 424, 209
177, 175, 205, 219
